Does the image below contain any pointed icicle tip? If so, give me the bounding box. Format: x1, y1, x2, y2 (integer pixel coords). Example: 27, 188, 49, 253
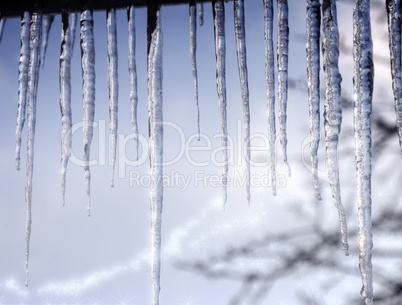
285, 160, 291, 177
198, 3, 204, 26
343, 243, 349, 256
315, 189, 322, 201
40, 15, 54, 69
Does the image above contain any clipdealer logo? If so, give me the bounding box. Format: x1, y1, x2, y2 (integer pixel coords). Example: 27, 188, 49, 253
68, 119, 289, 187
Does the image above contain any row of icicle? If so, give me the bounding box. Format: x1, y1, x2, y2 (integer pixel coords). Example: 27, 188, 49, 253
3, 0, 402, 304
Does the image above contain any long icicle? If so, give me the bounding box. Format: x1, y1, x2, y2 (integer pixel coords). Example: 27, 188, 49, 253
40, 15, 54, 68
107, 8, 119, 187
234, 0, 251, 204
147, 4, 163, 304
25, 11, 42, 287
353, 0, 374, 304
128, 5, 139, 159
212, 0, 228, 208
306, 0, 322, 200
322, 0, 349, 256
80, 9, 95, 216
190, 0, 200, 140
60, 12, 76, 206
264, 0, 277, 196
386, 0, 402, 155
16, 12, 31, 171
277, 0, 291, 177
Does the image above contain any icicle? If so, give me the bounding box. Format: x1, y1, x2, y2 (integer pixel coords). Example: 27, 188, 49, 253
0, 18, 5, 44
107, 8, 119, 187
386, 0, 402, 155
306, 0, 322, 200
277, 0, 291, 177
80, 9, 96, 216
15, 12, 31, 171
59, 12, 76, 206
147, 5, 163, 305
212, 0, 228, 208
40, 15, 54, 68
199, 2, 204, 26
264, 0, 276, 196
234, 0, 251, 204
190, 0, 200, 140
128, 5, 139, 159
353, 1, 374, 304
25, 11, 42, 287
322, 0, 349, 256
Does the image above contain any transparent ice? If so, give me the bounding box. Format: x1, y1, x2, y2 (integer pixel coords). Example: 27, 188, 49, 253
306, 0, 322, 200
234, 0, 251, 203
25, 12, 42, 287
80, 9, 96, 216
59, 12, 77, 205
353, 0, 374, 303
322, 0, 349, 255
107, 8, 119, 187
213, 0, 228, 208
264, 0, 277, 196
148, 8, 164, 305
15, 11, 31, 171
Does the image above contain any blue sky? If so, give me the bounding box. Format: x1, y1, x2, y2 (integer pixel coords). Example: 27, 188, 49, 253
0, 1, 400, 304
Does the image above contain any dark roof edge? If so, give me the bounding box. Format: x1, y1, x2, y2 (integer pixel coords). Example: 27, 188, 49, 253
1, 0, 233, 18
